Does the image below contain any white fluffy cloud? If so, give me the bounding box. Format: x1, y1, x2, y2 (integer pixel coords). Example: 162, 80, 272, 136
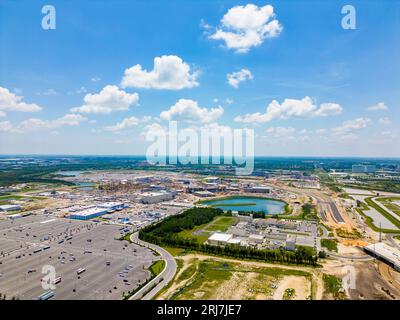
265, 126, 296, 138
70, 85, 139, 114
104, 117, 140, 132
104, 116, 151, 132
227, 69, 253, 88
332, 118, 370, 136
160, 99, 224, 123
0, 121, 12, 132
121, 55, 199, 90
235, 96, 342, 123
1, 114, 87, 133
209, 4, 283, 53
367, 102, 388, 111
0, 86, 42, 115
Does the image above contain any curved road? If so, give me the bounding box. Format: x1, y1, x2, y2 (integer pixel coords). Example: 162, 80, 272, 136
327, 251, 374, 261
129, 232, 177, 300
386, 234, 400, 250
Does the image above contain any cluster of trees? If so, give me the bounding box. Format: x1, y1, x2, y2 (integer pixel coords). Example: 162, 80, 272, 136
139, 207, 318, 266
143, 207, 226, 238
301, 203, 318, 220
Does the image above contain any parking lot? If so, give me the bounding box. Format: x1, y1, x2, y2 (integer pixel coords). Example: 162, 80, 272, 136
0, 215, 158, 300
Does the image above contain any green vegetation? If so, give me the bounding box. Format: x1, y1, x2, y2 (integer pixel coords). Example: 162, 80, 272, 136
169, 259, 313, 300
355, 208, 399, 234
315, 170, 342, 193
203, 216, 238, 232
149, 260, 166, 277
364, 197, 400, 229
176, 259, 198, 283
163, 247, 187, 257
321, 239, 338, 252
343, 180, 400, 194
376, 197, 400, 218
301, 203, 319, 220
335, 228, 362, 239
119, 233, 132, 242
139, 207, 319, 266
323, 274, 345, 299
283, 288, 296, 300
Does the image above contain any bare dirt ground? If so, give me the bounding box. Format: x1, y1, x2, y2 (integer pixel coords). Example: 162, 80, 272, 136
157, 253, 324, 300
323, 258, 400, 300
212, 272, 273, 300
272, 275, 311, 300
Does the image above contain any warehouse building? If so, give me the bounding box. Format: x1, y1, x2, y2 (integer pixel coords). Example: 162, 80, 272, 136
0, 204, 21, 212
69, 207, 109, 220
98, 202, 127, 212
140, 191, 175, 204
243, 186, 270, 193
364, 242, 400, 271
207, 232, 233, 245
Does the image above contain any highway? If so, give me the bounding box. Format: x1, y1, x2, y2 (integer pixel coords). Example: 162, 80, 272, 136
129, 232, 177, 300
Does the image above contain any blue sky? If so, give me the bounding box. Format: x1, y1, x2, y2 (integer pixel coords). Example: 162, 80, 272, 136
0, 0, 399, 156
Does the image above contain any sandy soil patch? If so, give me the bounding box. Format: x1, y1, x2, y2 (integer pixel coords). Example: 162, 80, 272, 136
273, 276, 310, 300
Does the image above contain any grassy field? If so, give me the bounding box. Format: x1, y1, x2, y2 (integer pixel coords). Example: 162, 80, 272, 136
321, 239, 338, 252
377, 197, 400, 218
365, 197, 400, 226
149, 260, 166, 277
177, 215, 238, 244
323, 274, 345, 299
163, 247, 187, 257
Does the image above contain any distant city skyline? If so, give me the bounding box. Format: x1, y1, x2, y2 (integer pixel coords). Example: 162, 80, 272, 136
0, 1, 399, 157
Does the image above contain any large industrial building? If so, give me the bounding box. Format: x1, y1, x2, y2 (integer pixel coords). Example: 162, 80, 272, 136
98, 202, 127, 212
69, 202, 127, 220
243, 186, 270, 193
0, 204, 21, 212
69, 207, 109, 220
364, 242, 400, 271
140, 191, 175, 204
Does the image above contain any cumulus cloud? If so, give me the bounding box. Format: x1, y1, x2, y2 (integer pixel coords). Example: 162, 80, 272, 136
70, 85, 139, 114
1, 114, 87, 133
332, 117, 370, 136
0, 121, 12, 132
227, 69, 253, 88
209, 4, 283, 53
141, 122, 167, 138
160, 99, 224, 123
104, 116, 151, 132
0, 86, 42, 115
121, 55, 199, 90
367, 102, 388, 111
235, 96, 342, 123
104, 117, 140, 132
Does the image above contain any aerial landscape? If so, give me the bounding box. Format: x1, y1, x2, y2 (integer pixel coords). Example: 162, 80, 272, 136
0, 0, 400, 304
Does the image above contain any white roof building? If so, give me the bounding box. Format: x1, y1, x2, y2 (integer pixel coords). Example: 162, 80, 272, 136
0, 204, 21, 211
364, 242, 400, 271
208, 232, 233, 245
